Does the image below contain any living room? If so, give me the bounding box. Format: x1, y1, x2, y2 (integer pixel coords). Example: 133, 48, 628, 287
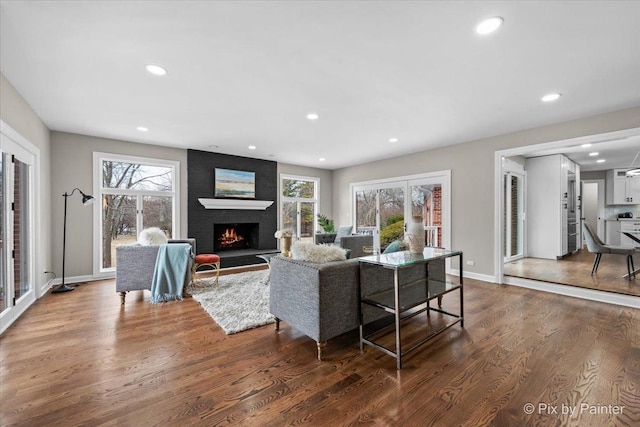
1, 1, 639, 425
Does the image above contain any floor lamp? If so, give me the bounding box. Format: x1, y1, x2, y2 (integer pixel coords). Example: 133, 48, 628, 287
52, 188, 94, 293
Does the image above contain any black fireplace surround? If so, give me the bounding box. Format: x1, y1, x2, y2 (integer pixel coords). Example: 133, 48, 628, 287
188, 150, 278, 268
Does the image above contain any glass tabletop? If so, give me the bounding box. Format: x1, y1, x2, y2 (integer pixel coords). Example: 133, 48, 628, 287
256, 252, 282, 263
358, 247, 462, 268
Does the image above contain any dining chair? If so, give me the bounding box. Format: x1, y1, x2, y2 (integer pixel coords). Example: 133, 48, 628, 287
582, 222, 636, 280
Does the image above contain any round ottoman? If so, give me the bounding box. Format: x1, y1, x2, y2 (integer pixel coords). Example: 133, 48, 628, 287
192, 254, 221, 285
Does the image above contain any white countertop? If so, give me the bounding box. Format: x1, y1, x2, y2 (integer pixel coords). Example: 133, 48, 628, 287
605, 218, 637, 221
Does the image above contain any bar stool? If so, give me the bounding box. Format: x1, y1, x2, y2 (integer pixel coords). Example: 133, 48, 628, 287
192, 254, 221, 285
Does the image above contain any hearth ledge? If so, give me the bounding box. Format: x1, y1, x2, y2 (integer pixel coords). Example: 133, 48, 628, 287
198, 198, 274, 210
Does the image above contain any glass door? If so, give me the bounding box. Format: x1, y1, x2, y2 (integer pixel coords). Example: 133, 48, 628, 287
355, 189, 377, 236
503, 171, 525, 262
378, 186, 405, 250
354, 185, 406, 252
409, 181, 443, 247
280, 175, 318, 242
281, 201, 315, 243
1, 152, 6, 315
1, 133, 36, 334
353, 171, 451, 255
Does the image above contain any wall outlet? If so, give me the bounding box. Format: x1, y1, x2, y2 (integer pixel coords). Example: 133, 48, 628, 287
466, 260, 475, 266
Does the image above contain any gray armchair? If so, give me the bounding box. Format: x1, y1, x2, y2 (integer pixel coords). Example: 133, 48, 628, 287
314, 225, 354, 245
583, 222, 636, 279
115, 238, 196, 303
339, 234, 373, 258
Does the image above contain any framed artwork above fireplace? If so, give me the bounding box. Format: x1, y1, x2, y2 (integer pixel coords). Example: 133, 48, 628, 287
214, 168, 255, 199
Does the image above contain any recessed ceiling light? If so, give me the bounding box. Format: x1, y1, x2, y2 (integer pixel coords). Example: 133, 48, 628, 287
542, 93, 562, 102
476, 17, 503, 35
319, 158, 326, 162
589, 152, 599, 156
596, 159, 606, 163
581, 143, 592, 148
248, 145, 257, 150
389, 138, 398, 143
145, 64, 167, 76
136, 126, 148, 132
307, 113, 319, 120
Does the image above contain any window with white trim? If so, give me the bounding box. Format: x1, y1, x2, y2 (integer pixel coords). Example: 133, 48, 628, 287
94, 152, 179, 273
280, 175, 319, 242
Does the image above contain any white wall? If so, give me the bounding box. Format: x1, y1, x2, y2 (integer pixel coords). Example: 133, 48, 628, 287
0, 72, 52, 291
50, 131, 188, 279
333, 106, 640, 278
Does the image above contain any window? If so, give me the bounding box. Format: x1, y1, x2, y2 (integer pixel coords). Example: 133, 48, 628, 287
280, 175, 319, 242
93, 153, 179, 274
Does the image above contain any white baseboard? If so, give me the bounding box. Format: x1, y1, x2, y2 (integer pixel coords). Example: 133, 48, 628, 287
504, 276, 640, 309
448, 269, 638, 308
448, 269, 498, 284
49, 274, 112, 286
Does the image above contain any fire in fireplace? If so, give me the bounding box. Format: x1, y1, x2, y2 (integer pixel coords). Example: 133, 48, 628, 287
219, 228, 244, 247
214, 223, 259, 252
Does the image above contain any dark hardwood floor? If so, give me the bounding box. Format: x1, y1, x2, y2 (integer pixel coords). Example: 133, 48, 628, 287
1, 274, 638, 426
504, 247, 640, 297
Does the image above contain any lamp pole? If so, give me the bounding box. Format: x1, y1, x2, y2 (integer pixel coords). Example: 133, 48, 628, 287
52, 188, 93, 293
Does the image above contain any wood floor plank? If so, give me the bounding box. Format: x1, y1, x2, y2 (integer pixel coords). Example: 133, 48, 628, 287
1, 277, 638, 426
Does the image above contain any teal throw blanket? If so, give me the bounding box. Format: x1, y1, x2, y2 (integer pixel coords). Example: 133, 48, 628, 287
150, 243, 192, 303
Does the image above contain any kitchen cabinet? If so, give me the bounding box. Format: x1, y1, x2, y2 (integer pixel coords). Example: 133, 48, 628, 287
526, 154, 581, 259
605, 220, 621, 245
606, 169, 640, 204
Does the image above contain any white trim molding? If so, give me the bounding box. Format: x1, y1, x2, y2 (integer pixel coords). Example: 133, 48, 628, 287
198, 198, 274, 210
504, 276, 639, 309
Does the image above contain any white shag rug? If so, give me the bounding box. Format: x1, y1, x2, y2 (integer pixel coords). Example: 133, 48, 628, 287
186, 269, 274, 335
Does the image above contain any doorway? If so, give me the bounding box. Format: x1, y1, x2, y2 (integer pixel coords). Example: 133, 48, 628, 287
503, 161, 526, 263
581, 180, 605, 245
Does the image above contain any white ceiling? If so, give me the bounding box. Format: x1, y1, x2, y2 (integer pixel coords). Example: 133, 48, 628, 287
1, 1, 639, 170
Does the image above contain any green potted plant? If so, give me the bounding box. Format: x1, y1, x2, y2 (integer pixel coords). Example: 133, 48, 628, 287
317, 214, 335, 233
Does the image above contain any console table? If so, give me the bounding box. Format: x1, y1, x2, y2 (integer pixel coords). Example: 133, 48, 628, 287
358, 247, 463, 369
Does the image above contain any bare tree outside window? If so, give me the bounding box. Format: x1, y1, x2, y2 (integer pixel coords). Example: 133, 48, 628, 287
101, 161, 173, 269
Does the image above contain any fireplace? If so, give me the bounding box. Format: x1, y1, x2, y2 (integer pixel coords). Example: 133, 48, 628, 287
214, 223, 259, 252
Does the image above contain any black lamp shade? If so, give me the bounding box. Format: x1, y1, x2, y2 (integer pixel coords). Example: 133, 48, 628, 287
82, 194, 95, 205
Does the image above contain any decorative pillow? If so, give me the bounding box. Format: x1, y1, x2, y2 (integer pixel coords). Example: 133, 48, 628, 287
334, 225, 353, 243
291, 241, 347, 263
138, 227, 169, 246
383, 239, 407, 254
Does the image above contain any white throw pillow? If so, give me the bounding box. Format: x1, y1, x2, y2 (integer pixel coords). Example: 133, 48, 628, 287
291, 241, 347, 263
138, 227, 169, 246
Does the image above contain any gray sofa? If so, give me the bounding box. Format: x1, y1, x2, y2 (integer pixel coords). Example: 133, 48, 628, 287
269, 252, 445, 360
115, 239, 195, 304
269, 256, 362, 360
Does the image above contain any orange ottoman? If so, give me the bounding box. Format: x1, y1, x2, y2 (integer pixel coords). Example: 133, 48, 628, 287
192, 254, 221, 285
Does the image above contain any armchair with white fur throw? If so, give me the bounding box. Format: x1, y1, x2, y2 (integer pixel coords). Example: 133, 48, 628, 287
115, 228, 195, 304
